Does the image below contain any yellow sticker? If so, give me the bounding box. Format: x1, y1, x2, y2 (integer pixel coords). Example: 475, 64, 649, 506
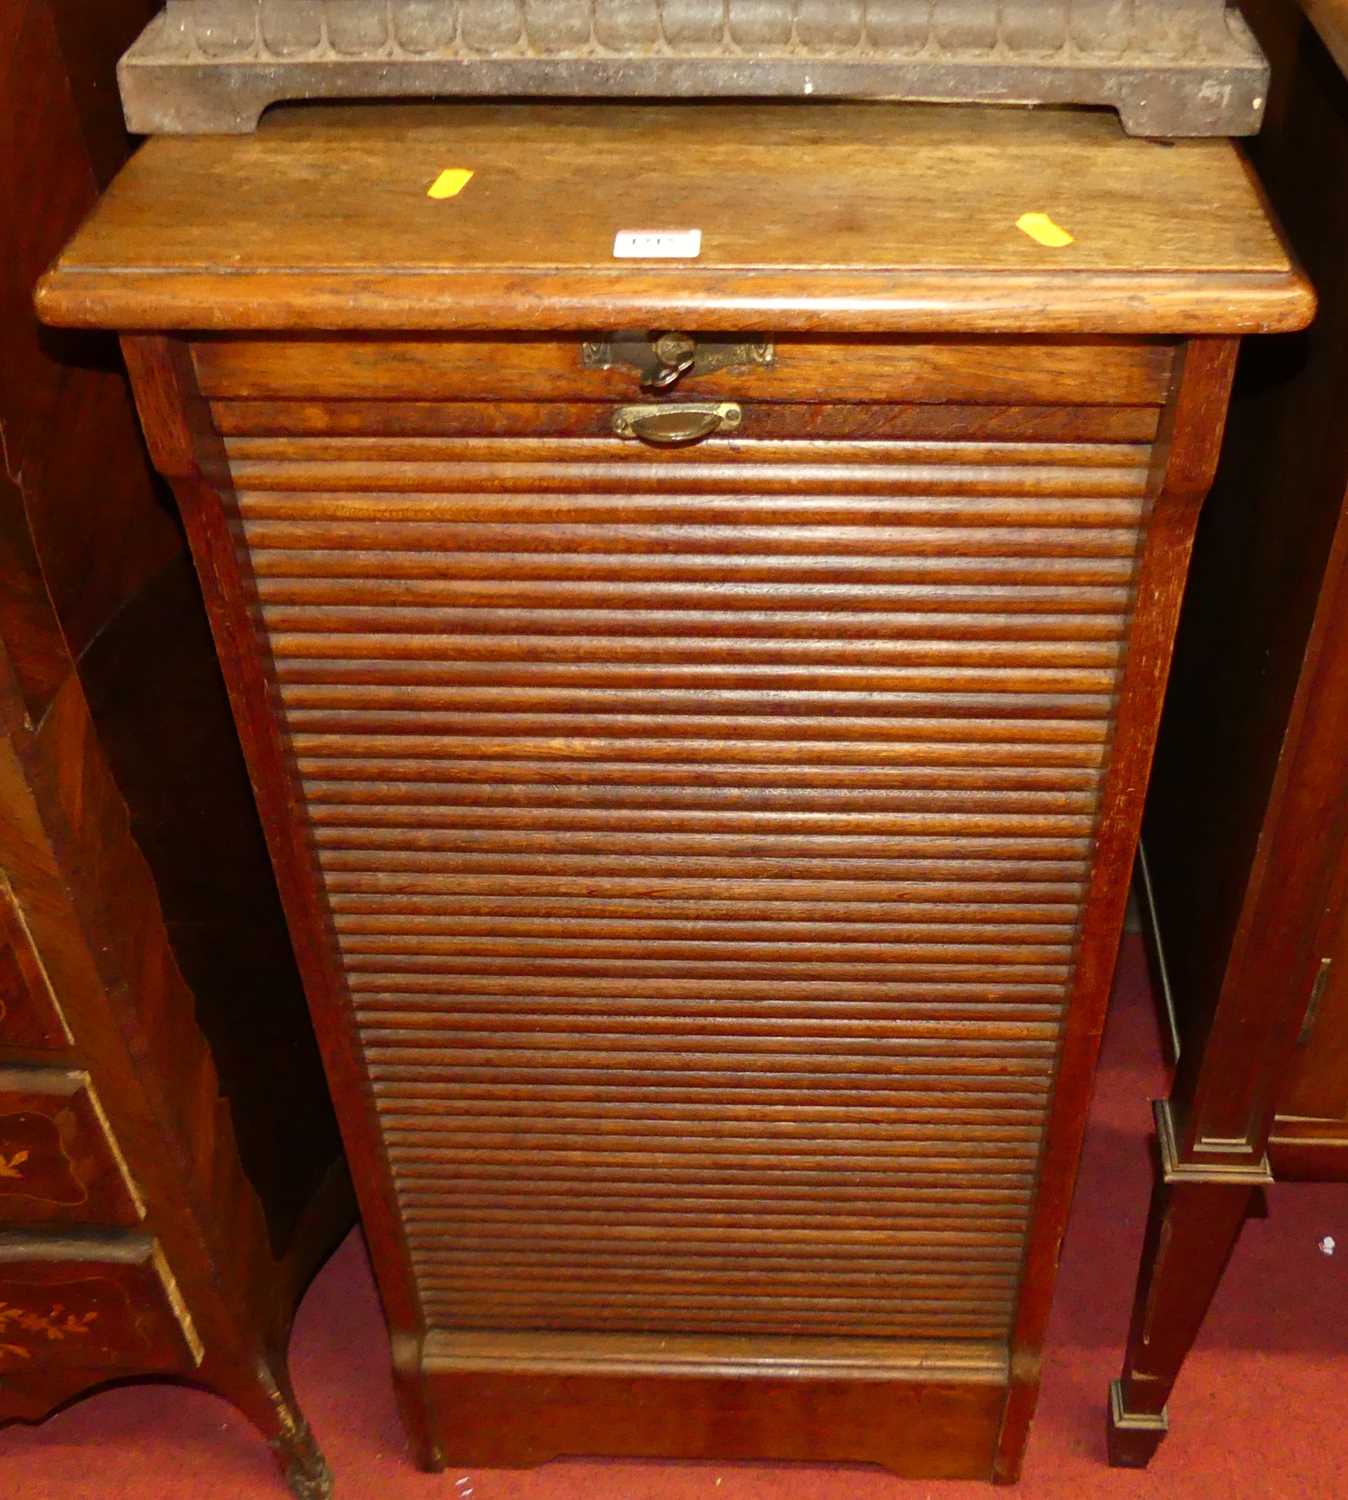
428, 168, 475, 200
1016, 211, 1075, 248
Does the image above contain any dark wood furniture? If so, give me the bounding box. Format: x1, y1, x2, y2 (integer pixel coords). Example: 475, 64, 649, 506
37, 100, 1311, 1483
2, 5, 351, 1495
1107, 0, 1348, 1467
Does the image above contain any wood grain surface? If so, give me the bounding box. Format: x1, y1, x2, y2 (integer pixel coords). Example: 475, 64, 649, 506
249, 405, 1152, 1348
36, 96, 1311, 1483
36, 103, 1312, 335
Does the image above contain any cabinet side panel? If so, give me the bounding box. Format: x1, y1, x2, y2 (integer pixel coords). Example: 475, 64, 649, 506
995, 336, 1238, 1476
118, 337, 428, 1356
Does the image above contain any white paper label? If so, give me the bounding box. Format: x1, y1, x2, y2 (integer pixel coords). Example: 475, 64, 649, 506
613, 229, 703, 259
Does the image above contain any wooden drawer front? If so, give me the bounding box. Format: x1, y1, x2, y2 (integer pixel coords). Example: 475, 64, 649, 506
0, 1071, 143, 1227
195, 335, 1176, 410
0, 1236, 200, 1373
221, 390, 1158, 1342
0, 883, 72, 1052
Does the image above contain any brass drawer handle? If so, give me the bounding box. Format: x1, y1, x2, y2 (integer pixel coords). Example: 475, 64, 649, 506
612, 402, 742, 445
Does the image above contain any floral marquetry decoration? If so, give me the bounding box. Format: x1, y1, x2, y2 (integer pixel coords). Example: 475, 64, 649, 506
0, 1300, 99, 1362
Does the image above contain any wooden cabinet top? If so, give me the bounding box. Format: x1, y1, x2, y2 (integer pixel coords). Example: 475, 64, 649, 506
38, 101, 1312, 335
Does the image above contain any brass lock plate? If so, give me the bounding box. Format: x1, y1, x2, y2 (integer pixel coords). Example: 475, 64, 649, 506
582, 332, 774, 390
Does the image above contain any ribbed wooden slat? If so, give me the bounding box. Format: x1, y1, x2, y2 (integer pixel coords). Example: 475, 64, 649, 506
279, 659, 1122, 691
321, 872, 1088, 904
327, 897, 1082, 925
346, 962, 1071, 987
249, 553, 1140, 590
412, 1262, 1020, 1292
405, 1311, 1012, 1338
301, 759, 1103, 791
257, 577, 1135, 613
313, 823, 1092, 854
384, 1164, 1040, 1193
394, 1206, 1029, 1234
281, 689, 1117, 724
400, 1223, 1030, 1248
379, 1111, 1045, 1141
241, 490, 1150, 525
220, 406, 1150, 1343
304, 776, 1099, 804
417, 1288, 1015, 1312
353, 997, 1063, 1022
265, 606, 1133, 641
376, 1086, 1055, 1110
314, 804, 1097, 833
408, 1260, 1022, 1287
371, 1086, 1067, 1110
361, 1047, 1059, 1071
242, 518, 1144, 557
272, 641, 1129, 678
318, 855, 1090, 884
418, 1288, 1014, 1313
337, 932, 1076, 962
296, 737, 1109, 770
365, 1054, 1058, 1084
380, 1092, 1048, 1116
229, 460, 1149, 498
224, 436, 1154, 468
388, 1166, 1039, 1192
400, 1248, 1027, 1277
331, 910, 1079, 938
395, 1202, 1029, 1227
326, 877, 1089, 912
388, 1184, 1037, 1213
372, 1089, 1053, 1115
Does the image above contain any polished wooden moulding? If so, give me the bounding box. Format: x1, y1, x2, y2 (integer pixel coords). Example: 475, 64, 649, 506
38, 100, 1311, 1482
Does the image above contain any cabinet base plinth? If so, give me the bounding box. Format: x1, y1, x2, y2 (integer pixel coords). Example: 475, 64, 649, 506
417, 1330, 1009, 1477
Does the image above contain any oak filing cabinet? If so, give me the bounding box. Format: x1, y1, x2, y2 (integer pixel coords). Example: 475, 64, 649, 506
37, 101, 1312, 1481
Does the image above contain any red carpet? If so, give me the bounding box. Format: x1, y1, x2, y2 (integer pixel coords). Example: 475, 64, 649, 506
4, 935, 1346, 1497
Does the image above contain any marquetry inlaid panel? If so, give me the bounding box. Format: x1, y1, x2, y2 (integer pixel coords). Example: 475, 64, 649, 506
0, 1071, 144, 1227
0, 1238, 200, 1371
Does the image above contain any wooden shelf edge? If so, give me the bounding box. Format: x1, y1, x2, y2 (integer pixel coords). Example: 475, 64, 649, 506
35, 268, 1316, 338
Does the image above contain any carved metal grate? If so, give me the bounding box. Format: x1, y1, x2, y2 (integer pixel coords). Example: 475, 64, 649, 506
121, 0, 1268, 136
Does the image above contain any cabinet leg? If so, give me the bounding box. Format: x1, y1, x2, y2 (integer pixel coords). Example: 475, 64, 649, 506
392, 1332, 447, 1472
234, 1357, 334, 1500
1106, 1102, 1269, 1469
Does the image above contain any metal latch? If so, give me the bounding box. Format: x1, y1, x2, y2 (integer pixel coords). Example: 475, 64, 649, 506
582, 331, 774, 391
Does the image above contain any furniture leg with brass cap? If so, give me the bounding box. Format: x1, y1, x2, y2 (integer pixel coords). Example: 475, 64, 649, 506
1106, 1103, 1272, 1468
